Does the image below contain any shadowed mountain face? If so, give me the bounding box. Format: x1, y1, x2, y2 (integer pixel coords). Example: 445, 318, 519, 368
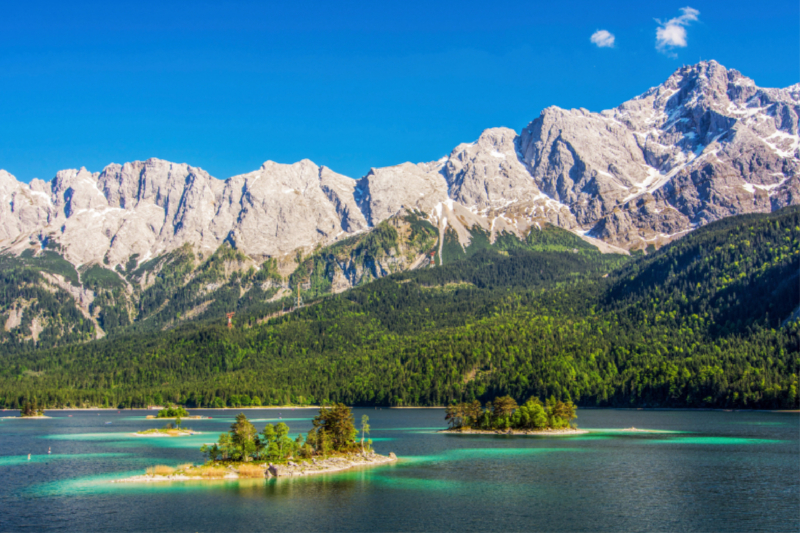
1, 60, 797, 268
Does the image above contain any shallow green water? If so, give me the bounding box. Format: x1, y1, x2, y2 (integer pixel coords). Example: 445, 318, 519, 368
0, 452, 130, 467
1, 408, 797, 532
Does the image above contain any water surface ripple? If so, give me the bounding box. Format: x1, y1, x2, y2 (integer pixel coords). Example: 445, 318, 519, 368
0, 408, 797, 532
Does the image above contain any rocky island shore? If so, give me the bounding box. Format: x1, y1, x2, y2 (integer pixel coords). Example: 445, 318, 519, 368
133, 429, 199, 437
114, 452, 397, 483
266, 451, 397, 478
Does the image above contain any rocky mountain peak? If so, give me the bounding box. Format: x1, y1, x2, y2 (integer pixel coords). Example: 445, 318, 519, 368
441, 127, 540, 211
355, 162, 449, 226
517, 60, 798, 247
0, 60, 796, 266
0, 169, 18, 189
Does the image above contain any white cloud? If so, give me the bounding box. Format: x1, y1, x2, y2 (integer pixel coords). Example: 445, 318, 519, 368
590, 30, 615, 48
656, 7, 700, 55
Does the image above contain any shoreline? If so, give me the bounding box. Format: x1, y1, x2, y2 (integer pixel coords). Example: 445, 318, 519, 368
144, 415, 206, 420
114, 452, 397, 483
19, 406, 322, 412
389, 406, 445, 409
575, 407, 800, 413
440, 428, 588, 436
132, 430, 200, 437
4, 407, 797, 414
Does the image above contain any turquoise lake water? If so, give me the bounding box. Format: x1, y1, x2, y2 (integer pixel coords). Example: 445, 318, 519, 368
0, 408, 797, 532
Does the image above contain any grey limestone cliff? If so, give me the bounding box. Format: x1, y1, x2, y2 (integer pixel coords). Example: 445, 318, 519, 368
1, 60, 797, 271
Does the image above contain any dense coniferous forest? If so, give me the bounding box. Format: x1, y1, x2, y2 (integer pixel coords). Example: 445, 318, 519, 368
0, 207, 798, 410
445, 396, 577, 431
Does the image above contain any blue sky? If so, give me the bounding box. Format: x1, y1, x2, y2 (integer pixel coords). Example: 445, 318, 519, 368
1, 0, 797, 182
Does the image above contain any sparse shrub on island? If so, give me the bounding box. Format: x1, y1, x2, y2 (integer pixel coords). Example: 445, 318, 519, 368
146, 465, 177, 476
236, 464, 266, 478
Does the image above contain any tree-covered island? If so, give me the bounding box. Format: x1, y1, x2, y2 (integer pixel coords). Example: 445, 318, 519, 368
119, 404, 396, 483
19, 399, 47, 417
443, 395, 583, 434
136, 415, 197, 437
145, 406, 204, 419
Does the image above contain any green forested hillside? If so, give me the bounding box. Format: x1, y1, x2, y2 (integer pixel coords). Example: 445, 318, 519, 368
0, 211, 611, 352
1, 207, 798, 410
0, 251, 96, 353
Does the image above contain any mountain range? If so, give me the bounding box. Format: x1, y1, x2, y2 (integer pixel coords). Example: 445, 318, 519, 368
1, 60, 798, 347
2, 60, 797, 265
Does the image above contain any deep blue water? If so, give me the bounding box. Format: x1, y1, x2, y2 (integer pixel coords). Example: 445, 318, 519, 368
0, 408, 797, 532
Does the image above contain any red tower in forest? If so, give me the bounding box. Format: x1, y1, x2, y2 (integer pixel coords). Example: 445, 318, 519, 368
226, 312, 235, 329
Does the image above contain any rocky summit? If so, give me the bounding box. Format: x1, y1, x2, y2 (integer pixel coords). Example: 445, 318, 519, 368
1, 60, 797, 268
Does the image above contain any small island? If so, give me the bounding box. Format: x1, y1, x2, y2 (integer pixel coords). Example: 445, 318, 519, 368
118, 403, 396, 483
137, 409, 199, 436
441, 395, 587, 435
145, 406, 205, 419
16, 400, 49, 418
135, 421, 198, 437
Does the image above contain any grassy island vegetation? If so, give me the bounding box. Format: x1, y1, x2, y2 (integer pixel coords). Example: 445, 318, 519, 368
136, 427, 196, 437
136, 417, 195, 436
445, 395, 578, 432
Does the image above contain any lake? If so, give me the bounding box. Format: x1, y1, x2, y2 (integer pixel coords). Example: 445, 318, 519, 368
0, 408, 797, 532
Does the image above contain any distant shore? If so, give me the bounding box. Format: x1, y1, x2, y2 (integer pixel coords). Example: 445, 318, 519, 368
145, 415, 206, 420
31, 406, 321, 411
389, 406, 445, 409
3, 406, 797, 413
577, 407, 800, 413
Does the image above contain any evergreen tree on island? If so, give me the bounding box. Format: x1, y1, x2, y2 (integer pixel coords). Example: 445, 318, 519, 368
20, 399, 43, 417
446, 395, 576, 431
201, 404, 373, 465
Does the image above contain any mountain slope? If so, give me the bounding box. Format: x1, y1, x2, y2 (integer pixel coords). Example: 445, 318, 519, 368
1, 207, 796, 410
0, 60, 797, 354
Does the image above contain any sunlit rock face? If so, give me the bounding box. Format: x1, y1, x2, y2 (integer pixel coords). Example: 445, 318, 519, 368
0, 159, 370, 266
519, 60, 799, 248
